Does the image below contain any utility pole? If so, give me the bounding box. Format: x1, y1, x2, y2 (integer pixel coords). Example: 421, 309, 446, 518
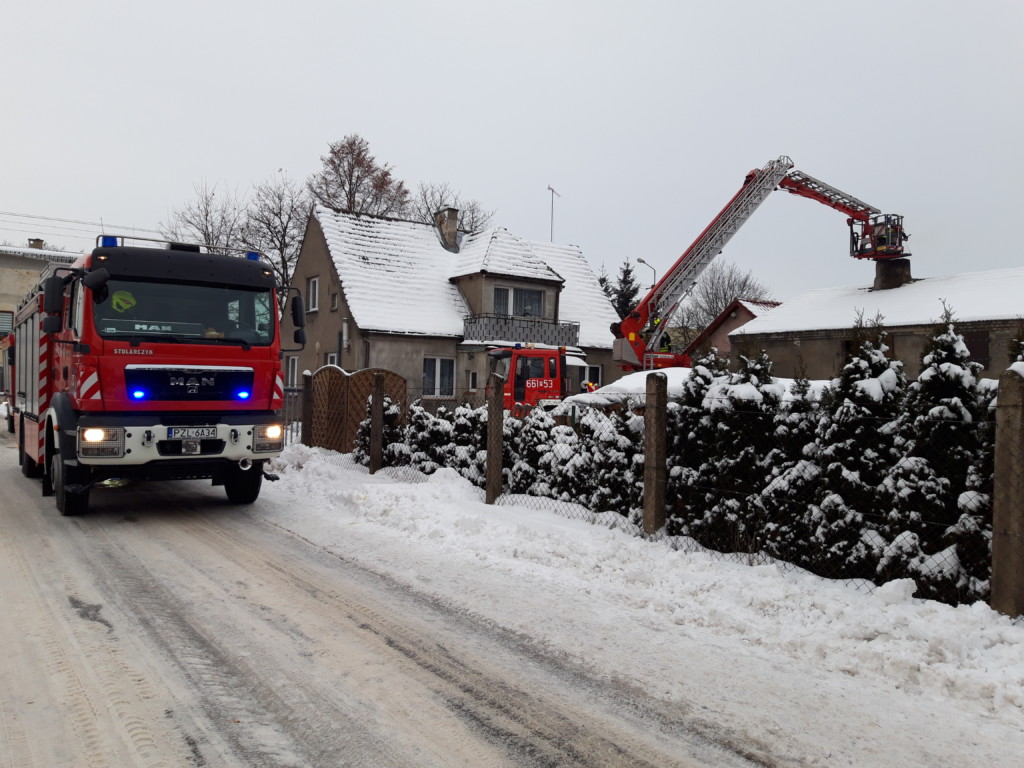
547, 185, 560, 242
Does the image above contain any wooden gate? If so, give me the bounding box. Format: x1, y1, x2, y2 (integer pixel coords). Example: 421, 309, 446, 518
309, 367, 406, 453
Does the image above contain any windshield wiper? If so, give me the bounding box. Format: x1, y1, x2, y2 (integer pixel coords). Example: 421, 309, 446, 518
218, 336, 252, 351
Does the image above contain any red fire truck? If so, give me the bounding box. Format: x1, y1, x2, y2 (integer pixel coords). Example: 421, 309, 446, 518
11, 235, 306, 515
487, 343, 586, 413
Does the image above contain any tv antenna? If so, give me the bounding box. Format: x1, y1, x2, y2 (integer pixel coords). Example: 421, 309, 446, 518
547, 185, 560, 242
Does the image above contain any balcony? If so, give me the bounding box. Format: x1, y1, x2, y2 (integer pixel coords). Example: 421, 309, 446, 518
463, 314, 580, 347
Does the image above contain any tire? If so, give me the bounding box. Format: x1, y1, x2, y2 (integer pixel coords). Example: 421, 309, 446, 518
52, 450, 90, 516
20, 442, 42, 478
224, 462, 263, 504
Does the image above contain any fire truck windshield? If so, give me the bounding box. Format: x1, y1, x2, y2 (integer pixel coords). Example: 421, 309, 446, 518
93, 278, 275, 346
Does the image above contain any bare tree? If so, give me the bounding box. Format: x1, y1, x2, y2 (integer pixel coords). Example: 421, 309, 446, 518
671, 261, 774, 346
306, 134, 410, 216
161, 181, 247, 251
410, 181, 494, 232
241, 172, 311, 310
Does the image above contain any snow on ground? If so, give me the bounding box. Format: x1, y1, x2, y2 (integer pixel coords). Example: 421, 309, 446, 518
261, 444, 1024, 767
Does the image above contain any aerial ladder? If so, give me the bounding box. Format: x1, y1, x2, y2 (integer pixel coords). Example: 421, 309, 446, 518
611, 155, 910, 371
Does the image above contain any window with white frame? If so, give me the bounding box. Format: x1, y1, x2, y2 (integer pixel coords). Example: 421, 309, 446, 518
423, 357, 455, 397
586, 365, 602, 387
325, 352, 337, 367
285, 356, 299, 387
306, 276, 319, 312
494, 286, 543, 318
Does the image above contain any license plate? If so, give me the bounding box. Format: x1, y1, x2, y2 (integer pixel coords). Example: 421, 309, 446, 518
167, 426, 217, 439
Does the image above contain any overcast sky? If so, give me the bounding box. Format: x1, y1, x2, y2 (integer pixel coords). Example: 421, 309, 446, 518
3, 1, 1021, 303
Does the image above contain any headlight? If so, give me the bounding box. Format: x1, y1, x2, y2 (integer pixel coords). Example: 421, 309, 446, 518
253, 424, 284, 453
78, 426, 125, 457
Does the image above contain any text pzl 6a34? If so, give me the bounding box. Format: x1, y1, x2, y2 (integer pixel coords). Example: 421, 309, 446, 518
11, 235, 306, 515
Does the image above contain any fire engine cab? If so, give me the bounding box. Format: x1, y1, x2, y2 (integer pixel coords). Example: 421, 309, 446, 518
487, 344, 586, 413
11, 234, 306, 515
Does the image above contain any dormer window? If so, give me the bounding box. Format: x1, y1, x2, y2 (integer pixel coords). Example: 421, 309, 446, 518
495, 286, 543, 318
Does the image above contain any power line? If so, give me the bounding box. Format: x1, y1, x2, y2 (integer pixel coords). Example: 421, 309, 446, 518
0, 225, 92, 243
0, 218, 101, 237
0, 210, 162, 235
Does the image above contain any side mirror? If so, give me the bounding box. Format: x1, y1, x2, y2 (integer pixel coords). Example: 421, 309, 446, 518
42, 315, 63, 334
82, 268, 110, 291
291, 295, 306, 328
43, 275, 65, 315
294, 328, 307, 346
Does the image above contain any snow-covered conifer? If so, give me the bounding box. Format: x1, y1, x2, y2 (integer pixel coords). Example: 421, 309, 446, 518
406, 403, 455, 475
888, 304, 992, 602
507, 406, 557, 495
802, 315, 907, 579
449, 404, 487, 487
666, 349, 728, 536
687, 350, 781, 554
590, 402, 644, 522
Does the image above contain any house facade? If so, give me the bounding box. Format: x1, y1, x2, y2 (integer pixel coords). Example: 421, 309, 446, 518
1, 240, 78, 393
281, 206, 622, 404
729, 261, 1024, 380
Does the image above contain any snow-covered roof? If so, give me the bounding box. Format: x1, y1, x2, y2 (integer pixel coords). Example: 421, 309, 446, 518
315, 206, 618, 348
732, 265, 1024, 337
0, 244, 78, 264
452, 228, 561, 282
736, 298, 780, 316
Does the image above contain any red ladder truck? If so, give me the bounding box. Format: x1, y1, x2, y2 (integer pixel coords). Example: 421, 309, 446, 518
611, 155, 910, 371
11, 234, 306, 515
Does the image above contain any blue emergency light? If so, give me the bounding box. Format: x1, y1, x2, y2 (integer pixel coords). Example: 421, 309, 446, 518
236, 390, 251, 400
100, 235, 118, 248
131, 390, 147, 400
245, 251, 260, 261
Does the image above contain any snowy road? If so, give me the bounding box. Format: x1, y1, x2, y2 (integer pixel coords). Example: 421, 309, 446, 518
0, 436, 759, 768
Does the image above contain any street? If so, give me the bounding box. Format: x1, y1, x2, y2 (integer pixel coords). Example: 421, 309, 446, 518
0, 433, 759, 768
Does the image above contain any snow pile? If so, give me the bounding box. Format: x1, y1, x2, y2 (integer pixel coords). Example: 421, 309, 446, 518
262, 444, 1024, 764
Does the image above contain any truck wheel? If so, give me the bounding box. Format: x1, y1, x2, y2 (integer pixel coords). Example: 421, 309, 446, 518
20, 442, 42, 478
224, 463, 263, 504
52, 452, 90, 516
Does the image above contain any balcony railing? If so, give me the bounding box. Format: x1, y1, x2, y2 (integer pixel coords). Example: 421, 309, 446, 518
464, 314, 580, 347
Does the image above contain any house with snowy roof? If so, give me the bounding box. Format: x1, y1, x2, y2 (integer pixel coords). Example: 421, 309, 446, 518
281, 206, 621, 402
728, 261, 1024, 380
1, 239, 78, 335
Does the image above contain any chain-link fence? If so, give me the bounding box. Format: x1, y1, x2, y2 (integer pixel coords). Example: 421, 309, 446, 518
281, 387, 304, 445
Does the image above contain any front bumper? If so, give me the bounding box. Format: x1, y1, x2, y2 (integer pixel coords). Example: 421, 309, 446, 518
74, 418, 284, 466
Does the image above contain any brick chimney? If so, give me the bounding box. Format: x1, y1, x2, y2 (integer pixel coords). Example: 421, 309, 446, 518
873, 258, 913, 290
433, 207, 460, 252
27, 238, 44, 249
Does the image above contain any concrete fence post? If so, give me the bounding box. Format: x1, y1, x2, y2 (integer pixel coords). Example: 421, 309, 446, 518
485, 373, 505, 505
301, 371, 313, 447
992, 368, 1024, 617
643, 372, 668, 535
369, 372, 384, 474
